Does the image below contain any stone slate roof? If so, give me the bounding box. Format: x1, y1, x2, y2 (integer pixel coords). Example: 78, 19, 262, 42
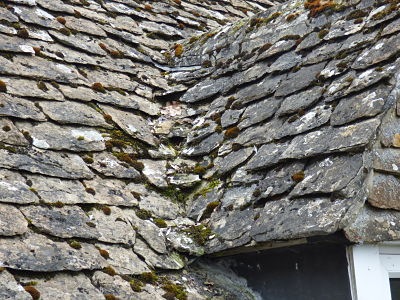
0, 0, 399, 298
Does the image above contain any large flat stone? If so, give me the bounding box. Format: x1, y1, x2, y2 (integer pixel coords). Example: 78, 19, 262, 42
0, 170, 38, 204
245, 142, 289, 171
0, 204, 28, 236
0, 270, 31, 300
90, 152, 141, 179
0, 93, 46, 121
369, 172, 400, 210
0, 118, 28, 146
372, 148, 400, 175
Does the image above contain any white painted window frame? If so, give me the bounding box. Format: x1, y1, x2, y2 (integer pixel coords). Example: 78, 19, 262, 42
348, 242, 400, 300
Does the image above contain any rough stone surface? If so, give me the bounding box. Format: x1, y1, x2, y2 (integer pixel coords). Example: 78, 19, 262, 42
0, 270, 31, 300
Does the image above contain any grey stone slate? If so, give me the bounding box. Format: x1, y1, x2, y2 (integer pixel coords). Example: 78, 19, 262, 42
245, 142, 288, 171
0, 232, 107, 271
239, 97, 281, 129
214, 147, 254, 175
0, 270, 31, 300
276, 86, 324, 116
0, 170, 38, 204
235, 74, 282, 105
49, 31, 106, 56
0, 204, 28, 236
182, 133, 224, 156
221, 109, 243, 128
380, 109, 400, 148
90, 152, 141, 179
220, 184, 258, 209
0, 93, 46, 121
141, 159, 168, 188
372, 148, 400, 176
369, 172, 400, 210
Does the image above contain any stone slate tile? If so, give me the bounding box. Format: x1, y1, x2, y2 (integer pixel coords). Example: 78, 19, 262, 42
180, 77, 228, 103
141, 159, 168, 188
0, 148, 94, 179
168, 173, 201, 188
239, 97, 281, 129
352, 32, 400, 69
296, 32, 321, 52
290, 154, 363, 197
275, 62, 327, 97
16, 122, 106, 152
0, 93, 46, 121
20, 206, 99, 239
276, 86, 324, 116
346, 66, 395, 96
258, 39, 297, 61
182, 133, 224, 156
88, 207, 136, 245
0, 77, 64, 101
221, 109, 243, 128
63, 16, 107, 37
0, 56, 85, 84
186, 121, 218, 145
10, 6, 63, 29
0, 33, 36, 54
0, 7, 19, 22
268, 51, 302, 73
330, 87, 388, 126
100, 104, 158, 146
245, 142, 289, 171
0, 118, 29, 146
24, 273, 104, 300
90, 152, 141, 179
380, 109, 400, 148
133, 239, 185, 270
258, 162, 305, 199
251, 197, 352, 242
35, 0, 75, 13
0, 232, 107, 271
369, 172, 400, 210
382, 17, 400, 36
345, 206, 400, 243
220, 184, 258, 210
324, 71, 357, 100
0, 270, 31, 300
235, 118, 281, 146
210, 209, 256, 241
303, 43, 341, 65
95, 243, 150, 275
372, 148, 400, 175
281, 118, 380, 159
0, 170, 38, 204
214, 147, 254, 175
324, 18, 365, 41
0, 204, 28, 236
231, 166, 264, 186
39, 101, 112, 128
49, 31, 106, 56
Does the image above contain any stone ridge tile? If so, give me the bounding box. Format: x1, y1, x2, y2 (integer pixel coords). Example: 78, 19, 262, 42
0, 56, 85, 84
0, 169, 38, 204
290, 154, 363, 197
352, 32, 400, 69
0, 204, 28, 236
22, 273, 104, 299
16, 122, 106, 152
0, 93, 46, 121
38, 100, 113, 128
345, 206, 400, 243
95, 243, 150, 275
369, 172, 400, 210
0, 232, 107, 271
0, 270, 31, 300
251, 197, 353, 242
275, 62, 327, 97
0, 149, 94, 179
90, 152, 141, 179
281, 118, 380, 159
21, 205, 99, 239
0, 118, 29, 146
330, 86, 389, 126
0, 77, 64, 101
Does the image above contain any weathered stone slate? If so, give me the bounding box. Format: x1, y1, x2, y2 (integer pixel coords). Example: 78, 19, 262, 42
11, 6, 62, 29
220, 184, 258, 210
239, 98, 281, 129
26, 273, 104, 300
180, 77, 228, 103
275, 62, 326, 97
369, 172, 400, 210
372, 148, 400, 175
166, 230, 205, 256
0, 204, 28, 236
291, 154, 363, 197
0, 33, 35, 54
20, 206, 99, 239
276, 86, 324, 116
0, 170, 38, 204
345, 206, 400, 243
100, 104, 158, 146
281, 118, 380, 159
352, 33, 400, 69
182, 133, 224, 156
49, 31, 106, 56
0, 93, 46, 121
235, 74, 282, 105
0, 149, 94, 179
245, 142, 288, 171
0, 118, 28, 146
90, 152, 141, 179
0, 232, 107, 271
39, 101, 112, 128
186, 121, 218, 145
168, 174, 201, 188
63, 16, 107, 37
214, 147, 254, 175
380, 109, 400, 148
251, 197, 352, 242
16, 122, 106, 151
0, 270, 31, 300
95, 243, 150, 275
221, 109, 243, 128
141, 159, 168, 188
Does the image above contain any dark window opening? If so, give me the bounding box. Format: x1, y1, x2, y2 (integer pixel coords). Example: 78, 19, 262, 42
390, 278, 400, 300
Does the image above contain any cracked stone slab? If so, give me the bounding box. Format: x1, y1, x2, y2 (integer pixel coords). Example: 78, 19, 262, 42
100, 104, 158, 146
0, 93, 46, 121
0, 170, 38, 204
0, 270, 31, 300
20, 205, 99, 239
39, 101, 112, 128
90, 152, 141, 179
0, 204, 28, 236
95, 243, 150, 275
290, 154, 363, 197
0, 232, 107, 271
369, 172, 400, 210
16, 122, 106, 151
0, 148, 94, 179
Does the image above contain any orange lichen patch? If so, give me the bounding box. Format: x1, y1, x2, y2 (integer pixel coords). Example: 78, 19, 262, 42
92, 82, 106, 93
286, 13, 299, 21
144, 4, 153, 11
32, 47, 41, 56
173, 0, 182, 4
99, 249, 110, 259
392, 133, 400, 147
304, 0, 336, 17
0, 80, 6, 93
56, 16, 66, 25
104, 295, 117, 300
102, 206, 112, 215
110, 50, 124, 58
103, 266, 116, 276
24, 286, 40, 300
17, 28, 29, 38
174, 44, 184, 57
224, 127, 240, 139
98, 42, 108, 52
292, 171, 305, 182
